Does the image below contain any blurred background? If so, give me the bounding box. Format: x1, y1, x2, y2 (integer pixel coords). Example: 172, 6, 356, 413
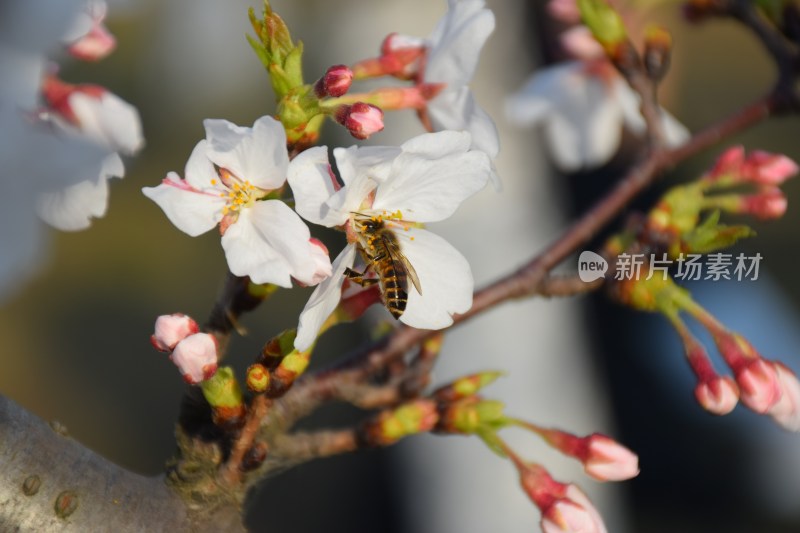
2, 0, 800, 532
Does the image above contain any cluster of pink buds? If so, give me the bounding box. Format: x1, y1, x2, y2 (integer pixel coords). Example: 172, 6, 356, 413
702, 146, 798, 220
150, 314, 218, 385
667, 288, 800, 429
709, 328, 800, 429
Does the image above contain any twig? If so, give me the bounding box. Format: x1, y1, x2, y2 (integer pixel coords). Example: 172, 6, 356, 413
219, 395, 271, 486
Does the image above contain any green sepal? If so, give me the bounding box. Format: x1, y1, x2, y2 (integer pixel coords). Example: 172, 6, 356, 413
679, 210, 756, 255
578, 0, 628, 50
201, 367, 244, 409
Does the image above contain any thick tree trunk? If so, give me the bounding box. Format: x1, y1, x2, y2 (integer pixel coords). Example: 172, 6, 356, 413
0, 395, 244, 532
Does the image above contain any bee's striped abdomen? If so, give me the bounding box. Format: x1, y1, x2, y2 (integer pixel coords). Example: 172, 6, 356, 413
378, 261, 408, 319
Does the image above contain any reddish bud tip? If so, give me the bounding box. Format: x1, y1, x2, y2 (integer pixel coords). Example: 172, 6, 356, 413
246, 364, 271, 393
768, 363, 800, 431
314, 64, 354, 98
150, 313, 200, 352
170, 333, 219, 385
735, 358, 781, 413
694, 376, 739, 415
740, 188, 788, 220
582, 434, 640, 481
335, 102, 385, 139
742, 151, 799, 185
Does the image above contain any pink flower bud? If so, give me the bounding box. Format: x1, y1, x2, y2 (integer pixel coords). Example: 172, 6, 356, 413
170, 333, 219, 385
560, 26, 605, 60
707, 146, 745, 180
314, 65, 354, 98
581, 434, 640, 481
741, 150, 799, 185
694, 376, 740, 415
547, 0, 582, 24
735, 358, 781, 413
150, 313, 199, 352
739, 188, 788, 220
41, 75, 144, 154
64, 0, 117, 62
768, 363, 800, 431
335, 102, 385, 140
540, 484, 608, 533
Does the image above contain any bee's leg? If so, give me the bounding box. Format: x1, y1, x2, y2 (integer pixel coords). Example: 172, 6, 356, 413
344, 267, 379, 287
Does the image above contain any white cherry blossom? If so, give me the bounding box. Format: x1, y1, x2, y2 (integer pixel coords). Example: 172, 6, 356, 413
143, 116, 332, 288
506, 60, 689, 172
38, 76, 144, 231
288, 130, 491, 351
0, 0, 110, 301
388, 0, 499, 171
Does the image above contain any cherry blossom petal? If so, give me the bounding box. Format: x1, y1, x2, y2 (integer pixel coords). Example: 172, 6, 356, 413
294, 245, 358, 351
426, 0, 495, 89
69, 90, 144, 154
287, 146, 348, 227
506, 63, 574, 127
36, 153, 121, 231
332, 145, 400, 186
221, 200, 320, 288
615, 78, 689, 146
183, 139, 221, 191
372, 132, 490, 222
142, 171, 225, 236
427, 86, 500, 162
541, 73, 621, 172
204, 115, 288, 191
392, 226, 473, 329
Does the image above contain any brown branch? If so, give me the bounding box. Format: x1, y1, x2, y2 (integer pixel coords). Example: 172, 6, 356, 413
269, 428, 360, 462
218, 395, 271, 487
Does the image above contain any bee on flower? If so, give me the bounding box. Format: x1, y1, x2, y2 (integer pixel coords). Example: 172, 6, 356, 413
287, 130, 492, 351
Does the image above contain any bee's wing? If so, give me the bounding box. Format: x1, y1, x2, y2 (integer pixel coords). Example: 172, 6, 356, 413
384, 235, 422, 296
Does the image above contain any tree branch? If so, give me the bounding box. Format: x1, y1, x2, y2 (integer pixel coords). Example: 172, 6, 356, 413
0, 395, 245, 532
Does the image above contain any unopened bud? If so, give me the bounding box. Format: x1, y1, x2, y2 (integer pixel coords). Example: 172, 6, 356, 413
335, 102, 385, 140
739, 188, 788, 220
548, 0, 582, 24
734, 358, 781, 413
433, 371, 504, 403
267, 350, 310, 398
65, 0, 116, 62
246, 363, 270, 393
150, 313, 199, 353
742, 150, 799, 184
362, 399, 439, 446
643, 25, 672, 82
695, 375, 740, 415
314, 65, 354, 98
768, 363, 800, 431
437, 398, 509, 434
201, 367, 246, 429
517, 464, 607, 533
259, 329, 297, 369
706, 146, 798, 186
170, 333, 218, 385
578, 0, 629, 57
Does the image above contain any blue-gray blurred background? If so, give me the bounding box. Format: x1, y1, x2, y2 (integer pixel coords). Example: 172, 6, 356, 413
2, 1, 800, 531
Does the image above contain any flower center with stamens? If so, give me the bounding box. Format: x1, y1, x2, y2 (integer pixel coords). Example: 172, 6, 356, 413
216, 168, 261, 216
